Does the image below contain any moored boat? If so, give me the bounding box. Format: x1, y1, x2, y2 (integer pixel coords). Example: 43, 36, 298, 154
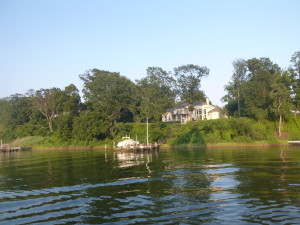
117, 136, 139, 149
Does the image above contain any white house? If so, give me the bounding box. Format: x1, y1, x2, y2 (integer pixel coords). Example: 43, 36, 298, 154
162, 98, 221, 123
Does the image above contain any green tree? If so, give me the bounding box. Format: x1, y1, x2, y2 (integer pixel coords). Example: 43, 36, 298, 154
222, 81, 239, 117
174, 64, 209, 104
174, 64, 209, 121
0, 97, 14, 140
242, 58, 281, 122
290, 51, 300, 116
80, 69, 137, 126
0, 93, 34, 127
0, 91, 37, 140
53, 114, 74, 143
136, 67, 176, 122
269, 70, 293, 136
60, 84, 81, 116
72, 111, 110, 144
222, 59, 247, 117
33, 88, 63, 132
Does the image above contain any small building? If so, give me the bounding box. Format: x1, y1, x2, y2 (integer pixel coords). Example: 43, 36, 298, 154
162, 98, 221, 123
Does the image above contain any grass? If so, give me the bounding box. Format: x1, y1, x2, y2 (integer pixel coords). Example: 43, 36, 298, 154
9, 136, 54, 147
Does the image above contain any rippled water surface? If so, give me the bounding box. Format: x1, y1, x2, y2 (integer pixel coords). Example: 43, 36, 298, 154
1, 147, 300, 224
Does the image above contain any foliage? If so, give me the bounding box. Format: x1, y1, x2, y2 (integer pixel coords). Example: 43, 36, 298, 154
111, 122, 171, 144
72, 111, 110, 145
223, 59, 247, 117
290, 51, 300, 114
1, 53, 300, 147
166, 118, 277, 146
136, 67, 176, 122
174, 64, 209, 104
32, 85, 81, 133
33, 88, 62, 132
10, 136, 54, 147
53, 115, 74, 144
80, 69, 137, 125
222, 54, 300, 137
168, 123, 206, 146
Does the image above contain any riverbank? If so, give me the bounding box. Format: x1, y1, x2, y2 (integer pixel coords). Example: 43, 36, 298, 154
160, 140, 291, 148
21, 140, 293, 151
4, 116, 300, 150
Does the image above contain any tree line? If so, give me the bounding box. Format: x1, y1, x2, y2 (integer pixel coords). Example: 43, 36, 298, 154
223, 51, 300, 136
0, 51, 299, 145
0, 65, 209, 144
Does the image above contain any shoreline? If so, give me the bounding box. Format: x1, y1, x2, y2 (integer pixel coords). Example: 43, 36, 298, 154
27, 142, 294, 150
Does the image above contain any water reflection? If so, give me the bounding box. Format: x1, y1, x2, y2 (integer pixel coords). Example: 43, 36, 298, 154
114, 150, 158, 173
0, 147, 299, 224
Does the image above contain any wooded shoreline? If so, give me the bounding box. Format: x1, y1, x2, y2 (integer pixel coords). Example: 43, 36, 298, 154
1, 52, 300, 147
3, 115, 300, 151
19, 142, 295, 151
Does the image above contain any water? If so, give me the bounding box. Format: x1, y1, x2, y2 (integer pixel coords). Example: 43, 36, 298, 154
0, 147, 300, 224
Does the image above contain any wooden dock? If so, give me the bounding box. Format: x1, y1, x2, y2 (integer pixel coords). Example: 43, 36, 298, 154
0, 144, 31, 152
116, 143, 160, 151
287, 141, 300, 145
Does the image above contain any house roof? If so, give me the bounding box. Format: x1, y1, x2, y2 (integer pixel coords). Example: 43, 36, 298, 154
192, 101, 206, 106
166, 101, 206, 112
208, 107, 221, 113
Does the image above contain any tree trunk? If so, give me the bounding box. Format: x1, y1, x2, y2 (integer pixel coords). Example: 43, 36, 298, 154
295, 102, 300, 119
48, 117, 53, 133
237, 90, 241, 117
278, 114, 283, 137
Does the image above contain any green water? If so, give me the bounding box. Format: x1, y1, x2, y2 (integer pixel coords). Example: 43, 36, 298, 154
0, 147, 300, 224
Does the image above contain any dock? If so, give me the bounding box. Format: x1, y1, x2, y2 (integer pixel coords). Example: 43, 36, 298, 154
287, 141, 300, 145
115, 118, 160, 151
0, 141, 31, 152
116, 144, 159, 151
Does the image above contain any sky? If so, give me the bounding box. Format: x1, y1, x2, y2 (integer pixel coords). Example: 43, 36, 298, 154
0, 0, 299, 106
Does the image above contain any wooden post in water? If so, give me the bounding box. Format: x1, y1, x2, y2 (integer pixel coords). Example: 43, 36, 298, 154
146, 117, 149, 146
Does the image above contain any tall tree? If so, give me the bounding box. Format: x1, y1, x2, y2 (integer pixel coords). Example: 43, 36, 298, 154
222, 59, 247, 117
232, 59, 247, 117
290, 51, 300, 116
33, 88, 62, 132
80, 69, 137, 126
174, 64, 209, 104
242, 58, 281, 122
72, 110, 110, 143
0, 98, 13, 127
291, 51, 300, 74
174, 64, 209, 121
269, 70, 293, 136
136, 67, 176, 122
0, 93, 34, 128
60, 84, 81, 116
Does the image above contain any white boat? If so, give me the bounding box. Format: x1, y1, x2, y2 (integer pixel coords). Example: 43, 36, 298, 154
116, 119, 159, 151
117, 136, 139, 149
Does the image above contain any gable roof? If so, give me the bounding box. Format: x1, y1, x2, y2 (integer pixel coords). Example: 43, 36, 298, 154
208, 107, 221, 113
166, 101, 207, 112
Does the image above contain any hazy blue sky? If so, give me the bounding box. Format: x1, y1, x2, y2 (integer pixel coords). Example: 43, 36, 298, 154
0, 0, 299, 105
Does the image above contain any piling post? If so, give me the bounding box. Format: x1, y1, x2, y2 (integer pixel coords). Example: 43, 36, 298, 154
146, 117, 149, 146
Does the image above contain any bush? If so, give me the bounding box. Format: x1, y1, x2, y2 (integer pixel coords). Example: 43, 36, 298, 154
167, 117, 276, 146
168, 125, 206, 146
10, 136, 54, 147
